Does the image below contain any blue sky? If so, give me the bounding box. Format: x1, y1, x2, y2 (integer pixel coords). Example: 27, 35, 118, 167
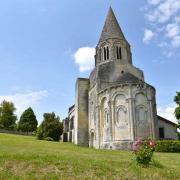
0, 0, 179, 123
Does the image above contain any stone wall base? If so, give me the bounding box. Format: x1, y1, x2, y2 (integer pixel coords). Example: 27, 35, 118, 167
100, 141, 133, 150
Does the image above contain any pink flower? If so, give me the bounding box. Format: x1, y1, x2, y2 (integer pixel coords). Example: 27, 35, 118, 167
132, 143, 138, 152
149, 140, 155, 147
132, 138, 141, 152
136, 138, 141, 145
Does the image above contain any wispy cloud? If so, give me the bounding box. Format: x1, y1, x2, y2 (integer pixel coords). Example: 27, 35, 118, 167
0, 90, 48, 117
73, 47, 95, 72
143, 0, 180, 56
147, 0, 163, 5
146, 0, 180, 23
165, 16, 180, 48
143, 29, 155, 43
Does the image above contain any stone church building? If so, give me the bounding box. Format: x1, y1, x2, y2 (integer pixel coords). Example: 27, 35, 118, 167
63, 8, 178, 149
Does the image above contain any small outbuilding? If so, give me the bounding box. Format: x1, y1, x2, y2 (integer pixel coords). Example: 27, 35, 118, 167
157, 115, 178, 140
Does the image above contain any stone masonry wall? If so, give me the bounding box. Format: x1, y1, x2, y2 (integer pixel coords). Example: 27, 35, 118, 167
74, 78, 90, 146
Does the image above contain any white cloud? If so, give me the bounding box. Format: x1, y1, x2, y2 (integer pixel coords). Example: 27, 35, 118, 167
144, 0, 180, 56
143, 29, 155, 43
0, 90, 48, 117
175, 15, 180, 23
157, 104, 177, 124
166, 23, 179, 38
166, 22, 180, 47
148, 0, 162, 5
73, 47, 95, 72
146, 0, 180, 23
171, 35, 180, 47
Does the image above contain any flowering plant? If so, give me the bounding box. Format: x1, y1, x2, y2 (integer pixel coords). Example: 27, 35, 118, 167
132, 138, 155, 167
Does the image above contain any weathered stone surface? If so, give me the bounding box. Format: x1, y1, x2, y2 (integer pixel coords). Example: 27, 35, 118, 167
63, 7, 178, 150
74, 78, 89, 146
99, 7, 126, 43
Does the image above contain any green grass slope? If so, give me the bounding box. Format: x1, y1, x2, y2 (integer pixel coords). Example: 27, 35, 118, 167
0, 133, 180, 179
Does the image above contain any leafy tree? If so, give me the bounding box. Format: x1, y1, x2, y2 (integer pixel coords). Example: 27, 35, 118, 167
0, 100, 17, 130
18, 107, 38, 133
174, 92, 180, 128
37, 112, 63, 141
178, 132, 180, 140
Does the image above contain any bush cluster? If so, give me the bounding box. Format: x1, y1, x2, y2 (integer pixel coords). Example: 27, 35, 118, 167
133, 138, 155, 167
155, 140, 180, 152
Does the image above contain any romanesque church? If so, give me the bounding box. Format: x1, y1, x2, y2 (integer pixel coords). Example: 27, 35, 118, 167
63, 8, 177, 149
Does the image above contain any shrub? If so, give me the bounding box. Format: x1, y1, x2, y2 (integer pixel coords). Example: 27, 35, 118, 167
36, 127, 44, 140
133, 138, 155, 167
44, 137, 54, 141
18, 107, 38, 133
0, 100, 17, 130
36, 112, 63, 141
155, 140, 180, 152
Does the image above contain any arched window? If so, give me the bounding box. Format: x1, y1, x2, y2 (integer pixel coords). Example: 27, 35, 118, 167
135, 106, 147, 127
103, 46, 109, 61
99, 48, 101, 62
116, 46, 122, 59
104, 110, 109, 125
104, 47, 106, 60
90, 132, 95, 147
138, 107, 146, 122
107, 46, 109, 60
116, 106, 127, 127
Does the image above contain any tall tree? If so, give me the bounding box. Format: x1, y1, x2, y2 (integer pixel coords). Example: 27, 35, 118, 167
174, 91, 180, 128
18, 107, 38, 133
0, 100, 17, 130
37, 112, 63, 141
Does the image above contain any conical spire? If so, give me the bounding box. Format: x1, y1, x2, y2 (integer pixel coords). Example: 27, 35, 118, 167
99, 7, 126, 42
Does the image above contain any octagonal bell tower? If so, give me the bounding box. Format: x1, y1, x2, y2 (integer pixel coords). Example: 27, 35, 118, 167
95, 7, 132, 66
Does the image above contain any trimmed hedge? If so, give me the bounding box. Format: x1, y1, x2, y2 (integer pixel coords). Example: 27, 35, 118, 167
155, 140, 180, 152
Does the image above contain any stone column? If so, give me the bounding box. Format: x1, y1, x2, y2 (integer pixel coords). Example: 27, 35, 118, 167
148, 100, 155, 139
127, 98, 135, 141
111, 100, 115, 141
97, 105, 101, 149
131, 98, 137, 141
128, 85, 135, 141
108, 100, 113, 141
111, 45, 115, 61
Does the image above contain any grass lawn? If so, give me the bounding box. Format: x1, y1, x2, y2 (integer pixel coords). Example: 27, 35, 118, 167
0, 133, 180, 179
